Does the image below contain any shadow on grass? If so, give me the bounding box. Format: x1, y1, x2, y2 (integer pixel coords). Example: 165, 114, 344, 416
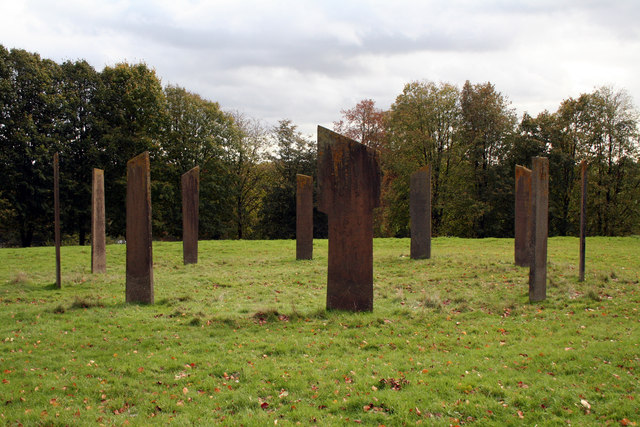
180, 307, 332, 328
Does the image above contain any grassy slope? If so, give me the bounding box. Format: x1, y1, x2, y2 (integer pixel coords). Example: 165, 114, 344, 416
0, 237, 638, 425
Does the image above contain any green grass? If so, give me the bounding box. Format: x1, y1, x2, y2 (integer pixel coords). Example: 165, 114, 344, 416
0, 237, 638, 425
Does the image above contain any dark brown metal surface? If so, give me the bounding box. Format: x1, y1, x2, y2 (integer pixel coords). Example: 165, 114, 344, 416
296, 174, 313, 260
126, 152, 154, 304
529, 157, 548, 302
514, 165, 532, 267
410, 165, 431, 259
182, 166, 200, 265
53, 153, 61, 288
317, 126, 380, 312
579, 160, 587, 282
91, 168, 106, 273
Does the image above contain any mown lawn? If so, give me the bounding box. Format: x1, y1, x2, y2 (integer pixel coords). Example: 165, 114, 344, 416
0, 237, 638, 425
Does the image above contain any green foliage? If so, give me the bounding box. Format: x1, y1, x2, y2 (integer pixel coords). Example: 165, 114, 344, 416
385, 81, 461, 236
0, 238, 639, 424
258, 120, 318, 239
0, 47, 62, 246
521, 87, 640, 237
457, 80, 518, 237
96, 62, 167, 238
224, 113, 269, 239
153, 85, 240, 240
58, 59, 103, 245
2, 43, 640, 246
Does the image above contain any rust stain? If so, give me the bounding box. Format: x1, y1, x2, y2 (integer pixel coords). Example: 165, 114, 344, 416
297, 174, 312, 189
316, 126, 381, 312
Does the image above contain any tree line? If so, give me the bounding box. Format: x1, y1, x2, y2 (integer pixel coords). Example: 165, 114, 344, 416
1, 45, 638, 247
338, 82, 639, 239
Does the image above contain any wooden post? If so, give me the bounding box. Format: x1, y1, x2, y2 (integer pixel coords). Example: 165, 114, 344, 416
318, 126, 380, 312
410, 165, 431, 259
91, 168, 106, 273
126, 152, 154, 304
296, 174, 313, 260
53, 153, 61, 289
529, 157, 549, 302
579, 160, 587, 282
181, 166, 200, 265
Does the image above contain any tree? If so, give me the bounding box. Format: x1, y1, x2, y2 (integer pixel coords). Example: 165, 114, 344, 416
220, 111, 267, 239
154, 86, 239, 239
385, 81, 461, 236
580, 87, 639, 235
528, 87, 640, 236
333, 99, 387, 150
57, 59, 102, 245
95, 62, 166, 237
258, 120, 316, 239
456, 80, 517, 237
0, 47, 62, 246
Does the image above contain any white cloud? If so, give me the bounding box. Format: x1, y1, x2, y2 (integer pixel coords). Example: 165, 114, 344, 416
0, 0, 639, 137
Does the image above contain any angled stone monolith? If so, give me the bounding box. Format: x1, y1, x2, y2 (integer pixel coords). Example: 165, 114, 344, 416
91, 168, 106, 273
182, 166, 199, 265
126, 152, 154, 304
514, 165, 532, 267
579, 160, 587, 282
410, 165, 431, 259
296, 174, 313, 260
529, 157, 548, 302
53, 153, 61, 288
317, 126, 381, 312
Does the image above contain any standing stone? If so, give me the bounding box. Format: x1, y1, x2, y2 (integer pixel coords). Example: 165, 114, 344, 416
53, 153, 61, 289
296, 174, 313, 260
529, 157, 549, 302
579, 160, 587, 282
317, 126, 381, 312
126, 152, 154, 304
514, 165, 532, 267
181, 166, 199, 265
410, 165, 431, 259
91, 168, 106, 273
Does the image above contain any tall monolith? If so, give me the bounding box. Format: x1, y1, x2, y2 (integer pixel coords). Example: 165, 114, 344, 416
296, 174, 313, 260
579, 160, 587, 282
410, 165, 431, 259
182, 166, 199, 265
126, 152, 154, 304
317, 126, 380, 312
53, 153, 61, 288
91, 168, 106, 273
529, 157, 548, 302
514, 165, 532, 266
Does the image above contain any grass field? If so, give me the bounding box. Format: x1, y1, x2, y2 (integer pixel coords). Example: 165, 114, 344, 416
0, 237, 638, 425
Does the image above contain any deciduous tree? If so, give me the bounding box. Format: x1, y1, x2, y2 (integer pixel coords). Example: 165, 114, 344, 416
385, 81, 461, 236
333, 99, 387, 150
258, 120, 316, 239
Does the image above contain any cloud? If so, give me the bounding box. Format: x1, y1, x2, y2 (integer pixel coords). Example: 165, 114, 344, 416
1, 0, 639, 137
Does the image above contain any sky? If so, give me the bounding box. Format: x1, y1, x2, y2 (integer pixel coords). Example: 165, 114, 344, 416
1, 0, 639, 138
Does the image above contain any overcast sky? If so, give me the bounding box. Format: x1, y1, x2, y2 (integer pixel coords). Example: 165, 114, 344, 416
1, 0, 639, 137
